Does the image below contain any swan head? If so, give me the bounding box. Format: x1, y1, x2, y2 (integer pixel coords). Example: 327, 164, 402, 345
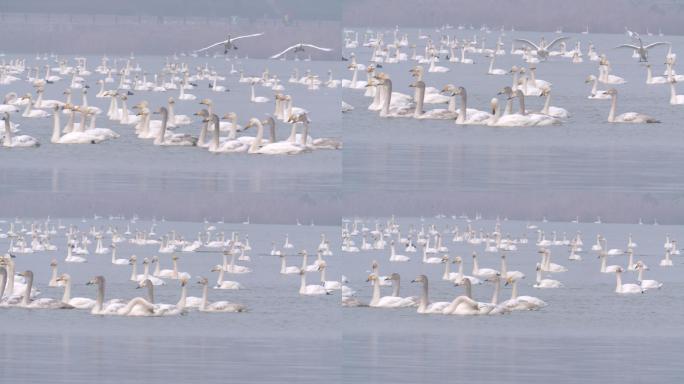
411, 274, 427, 284
614, 267, 624, 274
167, 97, 175, 105
441, 84, 456, 95
210, 265, 223, 272
243, 118, 261, 131
317, 261, 328, 271
584, 75, 596, 83
409, 80, 425, 90
128, 255, 137, 264
50, 259, 58, 267
17, 270, 32, 279
56, 274, 71, 283
172, 255, 179, 261
471, 252, 478, 259
485, 273, 501, 283
86, 276, 104, 286
199, 98, 212, 106
137, 279, 152, 288
197, 277, 209, 285
194, 109, 209, 118
386, 273, 400, 281
539, 87, 551, 96
440, 255, 449, 263
604, 88, 618, 96
151, 256, 159, 263
366, 273, 378, 282
490, 98, 499, 113
497, 86, 513, 96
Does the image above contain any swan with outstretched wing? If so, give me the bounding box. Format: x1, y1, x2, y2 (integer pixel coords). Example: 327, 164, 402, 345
195, 33, 264, 54
270, 43, 333, 59
514, 36, 568, 60
615, 36, 669, 62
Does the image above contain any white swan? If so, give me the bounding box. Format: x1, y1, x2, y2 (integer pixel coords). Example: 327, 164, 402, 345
500, 254, 525, 280
614, 267, 644, 294
645, 64, 667, 84
604, 88, 659, 123
668, 79, 684, 105
633, 261, 662, 289
471, 252, 499, 279
2, 113, 39, 147
243, 118, 305, 155
196, 277, 247, 312
153, 255, 190, 280
538, 88, 570, 118
56, 274, 96, 309
367, 273, 417, 308
585, 75, 611, 99
153, 107, 197, 146
486, 54, 506, 75
533, 263, 563, 288
451, 256, 483, 285
20, 95, 50, 118
502, 277, 547, 311
270, 43, 332, 59
250, 82, 270, 103
450, 86, 491, 125
407, 81, 455, 119
411, 274, 451, 314
317, 261, 342, 290
17, 271, 73, 309
211, 264, 245, 290
86, 276, 152, 316
110, 244, 128, 265
388, 240, 410, 262
298, 269, 329, 296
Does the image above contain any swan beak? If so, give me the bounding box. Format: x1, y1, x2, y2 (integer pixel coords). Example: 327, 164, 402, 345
410, 280, 417, 283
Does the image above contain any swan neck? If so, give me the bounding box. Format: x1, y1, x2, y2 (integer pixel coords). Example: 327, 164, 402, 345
62, 277, 71, 303
391, 278, 400, 297
608, 94, 617, 122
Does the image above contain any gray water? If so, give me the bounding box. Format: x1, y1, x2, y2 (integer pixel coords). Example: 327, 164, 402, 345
342, 30, 684, 223
0, 56, 342, 224
340, 217, 684, 383
0, 218, 340, 384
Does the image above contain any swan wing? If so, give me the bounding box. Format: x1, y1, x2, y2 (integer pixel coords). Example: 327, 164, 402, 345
546, 36, 569, 50
231, 33, 264, 42
301, 44, 333, 52
195, 40, 229, 53
614, 44, 640, 50
514, 39, 540, 51
270, 45, 298, 59
644, 42, 670, 50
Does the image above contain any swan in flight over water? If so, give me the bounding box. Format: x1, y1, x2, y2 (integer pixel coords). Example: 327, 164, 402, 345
195, 33, 264, 54
514, 36, 569, 60
616, 30, 669, 62
270, 43, 333, 59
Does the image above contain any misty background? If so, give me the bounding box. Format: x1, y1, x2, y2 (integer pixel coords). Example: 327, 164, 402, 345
342, 0, 684, 34
0, 0, 341, 56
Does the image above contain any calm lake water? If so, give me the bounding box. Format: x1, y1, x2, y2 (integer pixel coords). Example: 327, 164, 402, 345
342, 29, 684, 223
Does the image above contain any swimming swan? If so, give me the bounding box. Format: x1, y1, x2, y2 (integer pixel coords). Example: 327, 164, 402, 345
604, 88, 659, 123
